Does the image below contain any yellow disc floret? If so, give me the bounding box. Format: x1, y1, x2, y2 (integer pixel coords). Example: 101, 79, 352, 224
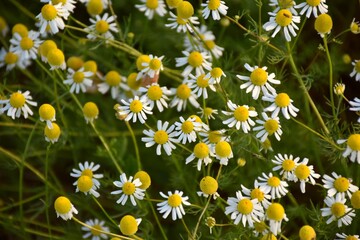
122, 182, 136, 195
234, 106, 249, 122
81, 169, 93, 178
276, 9, 292, 27
54, 196, 71, 214
127, 72, 141, 90
87, 0, 104, 16
264, 119, 279, 135
208, 130, 222, 143
275, 93, 290, 107
129, 100, 143, 113
146, 0, 159, 9
134, 171, 151, 190
208, 0, 220, 10
41, 4, 57, 21
77, 175, 93, 192
267, 176, 281, 187
166, 0, 183, 8
20, 37, 34, 50
294, 164, 310, 180
331, 202, 345, 218
83, 60, 97, 74
47, 48, 65, 67
251, 188, 265, 202
39, 104, 56, 120
306, 0, 320, 7
73, 71, 85, 83
39, 40, 57, 58
250, 68, 268, 86
181, 120, 194, 134
9, 92, 25, 108
154, 130, 168, 144
105, 70, 121, 86
95, 20, 109, 34
347, 134, 360, 151
44, 122, 61, 141
266, 203, 285, 221
351, 190, 360, 209
176, 84, 191, 100
188, 51, 203, 67
67, 56, 83, 71
4, 52, 18, 64
177, 1, 194, 19
90, 224, 103, 236
196, 74, 209, 88
168, 194, 182, 207
215, 141, 231, 157
315, 13, 333, 35
299, 225, 316, 240
200, 176, 218, 195
334, 177, 350, 193
136, 55, 150, 70
147, 85, 163, 100
83, 102, 99, 120
282, 159, 295, 171
12, 23, 28, 37
194, 142, 209, 159
237, 199, 253, 215
119, 215, 138, 236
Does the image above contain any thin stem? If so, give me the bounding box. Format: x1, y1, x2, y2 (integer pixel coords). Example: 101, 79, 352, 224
125, 121, 142, 170
192, 197, 211, 239
181, 218, 193, 239
45, 144, 53, 240
323, 36, 336, 118
91, 196, 118, 228
146, 193, 168, 240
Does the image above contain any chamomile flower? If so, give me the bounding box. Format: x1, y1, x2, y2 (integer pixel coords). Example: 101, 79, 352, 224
200, 129, 228, 145
292, 158, 320, 193
351, 190, 360, 209
237, 63, 280, 100
12, 23, 28, 38
157, 190, 191, 221
177, 1, 194, 19
322, 172, 359, 199
222, 100, 258, 133
205, 67, 226, 84
299, 225, 316, 240
350, 18, 360, 34
119, 215, 142, 236
186, 73, 216, 99
0, 48, 29, 71
82, 218, 109, 240
201, 0, 228, 21
224, 191, 264, 227
9, 30, 42, 61
98, 70, 128, 99
337, 134, 360, 164
335, 233, 360, 240
349, 97, 360, 123
349, 60, 360, 81
38, 40, 57, 63
321, 195, 356, 227
39, 103, 56, 129
140, 54, 164, 78
64, 67, 94, 94
36, 2, 68, 34
257, 172, 288, 199
170, 83, 200, 111
116, 96, 152, 124
86, 13, 118, 43
54, 196, 78, 221
262, 92, 299, 119
111, 173, 145, 206
47, 48, 66, 70
0, 90, 37, 119
197, 176, 219, 199
142, 120, 179, 155
214, 140, 233, 165
134, 170, 151, 190
295, 0, 328, 18
41, 0, 76, 14
44, 123, 61, 143
75, 175, 100, 197
241, 180, 272, 209
83, 102, 99, 124
266, 202, 288, 235
271, 153, 300, 180
314, 13, 333, 37
139, 83, 171, 112
165, 11, 199, 33
70, 161, 104, 188
334, 83, 345, 96
198, 107, 218, 120
263, 8, 301, 42
174, 116, 202, 144
135, 0, 167, 20
186, 142, 214, 171
175, 50, 212, 76
253, 113, 282, 142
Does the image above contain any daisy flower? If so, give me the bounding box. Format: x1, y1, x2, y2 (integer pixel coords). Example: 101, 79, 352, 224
335, 233, 360, 240
314, 13, 333, 38
224, 191, 264, 227
262, 92, 299, 119
257, 172, 288, 199
186, 73, 216, 99
165, 11, 199, 33
139, 83, 171, 112
170, 83, 200, 112
135, 0, 167, 20
39, 103, 56, 129
201, 0, 228, 21
75, 175, 100, 197
253, 112, 282, 142
241, 180, 272, 209
9, 30, 42, 61
334, 82, 345, 95
214, 140, 233, 165
70, 161, 104, 188
292, 158, 320, 193
263, 8, 301, 42
175, 50, 212, 76
198, 107, 219, 120
111, 173, 145, 206
205, 67, 226, 84
54, 196, 78, 221
41, 0, 76, 15
350, 18, 360, 34
157, 190, 191, 221
0, 90, 37, 119
271, 153, 300, 180
197, 176, 219, 199
86, 13, 118, 43
321, 195, 356, 227
222, 100, 258, 133
119, 215, 142, 236
116, 96, 152, 124
349, 97, 360, 123
38, 40, 58, 63
322, 172, 359, 199
64, 67, 94, 94
81, 218, 109, 240
337, 134, 360, 164
237, 63, 280, 100
350, 60, 360, 81
98, 70, 128, 99
174, 116, 202, 144
295, 0, 328, 18
142, 120, 179, 155
0, 48, 30, 71
83, 102, 99, 124
47, 48, 66, 70
200, 129, 228, 145
186, 142, 215, 171
140, 54, 164, 78
36, 2, 68, 34
44, 123, 61, 143
266, 202, 288, 235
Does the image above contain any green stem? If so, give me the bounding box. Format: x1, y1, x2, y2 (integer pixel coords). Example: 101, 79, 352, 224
91, 196, 118, 228
146, 192, 168, 240
192, 197, 211, 239
323, 36, 336, 118
125, 121, 142, 170
45, 144, 52, 240
181, 218, 193, 239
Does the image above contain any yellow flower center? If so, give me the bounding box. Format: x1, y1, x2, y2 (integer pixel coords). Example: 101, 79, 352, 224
47, 48, 65, 67
90, 224, 103, 236
190, 115, 202, 123
215, 141, 231, 157
134, 171, 151, 190
122, 182, 136, 195
204, 40, 215, 50
176, 84, 191, 99
346, 236, 359, 240
196, 74, 209, 88
67, 56, 83, 71
176, 16, 188, 25
250, 68, 268, 86
237, 199, 253, 215
203, 107, 214, 117
44, 123, 61, 141
177, 1, 194, 19
84, 60, 97, 74
208, 131, 222, 143
120, 215, 138, 236
250, 188, 265, 202
147, 85, 163, 100
41, 4, 57, 21
200, 176, 218, 195
208, 0, 220, 10
351, 190, 360, 209
188, 51, 203, 67
276, 9, 292, 27
181, 120, 194, 133
136, 55, 150, 70
9, 92, 26, 108
81, 169, 93, 178
267, 176, 281, 187
168, 194, 182, 207
306, 0, 320, 7
194, 142, 209, 159
347, 134, 360, 151
261, 234, 277, 240
127, 72, 141, 90
294, 164, 310, 180
39, 40, 57, 58
149, 58, 162, 70
315, 13, 333, 34
334, 177, 350, 193
39, 104, 55, 120
54, 196, 71, 214
282, 159, 295, 171
105, 71, 121, 86
12, 23, 28, 37
83, 102, 99, 119
350, 21, 360, 34
210, 67, 223, 78
73, 71, 85, 83
266, 203, 285, 221
146, 0, 159, 9
95, 20, 109, 34
20, 37, 34, 51
264, 119, 279, 135
331, 202, 345, 218
233, 106, 249, 122
77, 175, 93, 193
4, 52, 18, 64
299, 225, 316, 240
275, 93, 290, 107
154, 130, 169, 144
87, 0, 104, 16
129, 99, 143, 113
355, 61, 360, 73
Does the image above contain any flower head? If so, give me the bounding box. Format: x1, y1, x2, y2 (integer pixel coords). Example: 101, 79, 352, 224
54, 196, 78, 220
9, 30, 42, 61
75, 175, 100, 198
47, 48, 66, 70
70, 161, 104, 189
174, 116, 202, 144
335, 233, 360, 240
170, 83, 200, 112
111, 173, 145, 206
337, 134, 360, 163
295, 0, 328, 18
176, 1, 194, 19
139, 83, 171, 112
64, 67, 94, 94
334, 83, 345, 95
254, 112, 282, 142
321, 194, 356, 227
119, 215, 142, 236
206, 67, 226, 84
201, 0, 228, 20
314, 13, 333, 37
39, 103, 56, 129
262, 92, 299, 119
135, 0, 167, 20
140, 54, 164, 78
98, 70, 128, 99
165, 11, 199, 33
186, 142, 214, 171
214, 140, 233, 165
266, 202, 288, 235
241, 180, 272, 209
116, 96, 152, 124
175, 50, 212, 76
36, 2, 68, 34
0, 90, 37, 119
222, 100, 258, 133
157, 190, 191, 220
81, 218, 109, 240
322, 172, 359, 200
44, 122, 61, 143
292, 158, 320, 193
350, 60, 360, 81
83, 102, 99, 124
134, 170, 151, 190
272, 153, 300, 180
186, 73, 216, 99
257, 172, 288, 199
86, 13, 118, 43
197, 176, 219, 199
350, 18, 360, 34
299, 225, 316, 240
38, 40, 58, 63
0, 48, 30, 71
